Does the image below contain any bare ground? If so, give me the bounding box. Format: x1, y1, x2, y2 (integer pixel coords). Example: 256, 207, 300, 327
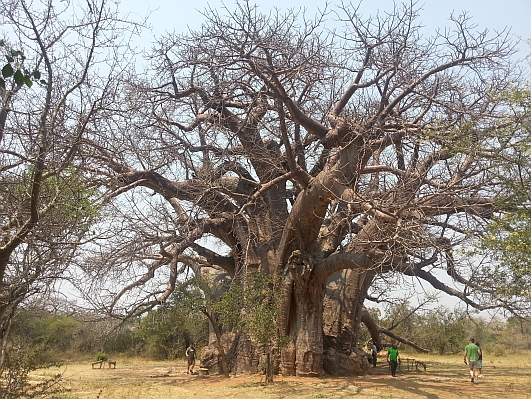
36, 352, 531, 399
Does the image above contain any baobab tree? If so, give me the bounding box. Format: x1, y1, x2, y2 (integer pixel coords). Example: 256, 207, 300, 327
82, 2, 529, 376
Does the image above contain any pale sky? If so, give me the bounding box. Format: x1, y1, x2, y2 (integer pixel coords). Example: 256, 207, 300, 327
122, 0, 531, 58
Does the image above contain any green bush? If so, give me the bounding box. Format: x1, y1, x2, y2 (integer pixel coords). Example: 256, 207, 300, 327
492, 345, 506, 357
95, 352, 108, 361
133, 285, 208, 359
0, 346, 64, 399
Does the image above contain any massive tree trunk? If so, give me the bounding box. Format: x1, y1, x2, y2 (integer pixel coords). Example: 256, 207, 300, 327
324, 269, 375, 354
280, 250, 326, 376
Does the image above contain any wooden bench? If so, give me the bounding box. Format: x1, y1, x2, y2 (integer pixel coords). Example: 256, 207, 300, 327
92, 360, 104, 369
91, 360, 116, 369
401, 358, 427, 371
388, 358, 426, 372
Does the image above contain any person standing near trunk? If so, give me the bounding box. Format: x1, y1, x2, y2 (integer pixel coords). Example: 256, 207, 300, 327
186, 342, 197, 374
371, 342, 378, 368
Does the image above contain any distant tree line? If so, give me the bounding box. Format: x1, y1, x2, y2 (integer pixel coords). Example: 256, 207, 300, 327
9, 293, 208, 361
7, 299, 530, 362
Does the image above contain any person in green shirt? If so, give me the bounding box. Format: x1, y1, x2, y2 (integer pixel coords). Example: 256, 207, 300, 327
463, 337, 481, 384
387, 343, 400, 377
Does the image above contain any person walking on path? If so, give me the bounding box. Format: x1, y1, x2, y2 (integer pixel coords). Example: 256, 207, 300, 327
464, 338, 481, 384
186, 342, 197, 374
371, 342, 378, 368
387, 343, 400, 377
476, 342, 483, 378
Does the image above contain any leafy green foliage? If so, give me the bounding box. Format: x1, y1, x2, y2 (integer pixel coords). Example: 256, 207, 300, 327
417, 308, 472, 355
213, 270, 282, 349
502, 316, 531, 350
9, 310, 86, 362
0, 39, 45, 89
0, 343, 64, 399
6, 306, 122, 362
101, 323, 137, 355
477, 87, 531, 304
374, 303, 481, 354
482, 211, 531, 296
0, 169, 99, 240
133, 285, 208, 359
9, 292, 208, 363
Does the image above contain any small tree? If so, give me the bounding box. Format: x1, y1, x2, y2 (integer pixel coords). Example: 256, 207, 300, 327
0, 0, 144, 373
134, 285, 208, 359
0, 348, 64, 399
214, 270, 284, 382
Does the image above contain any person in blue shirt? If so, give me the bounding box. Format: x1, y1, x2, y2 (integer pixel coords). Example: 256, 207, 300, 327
371, 342, 378, 368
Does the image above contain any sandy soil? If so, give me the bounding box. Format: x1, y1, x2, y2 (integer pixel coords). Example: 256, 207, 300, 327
39, 353, 531, 399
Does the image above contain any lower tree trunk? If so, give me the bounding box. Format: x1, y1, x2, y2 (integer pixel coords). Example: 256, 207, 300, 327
280, 250, 326, 376
323, 268, 375, 354
0, 303, 18, 375
293, 295, 325, 376
202, 309, 230, 377
265, 351, 273, 383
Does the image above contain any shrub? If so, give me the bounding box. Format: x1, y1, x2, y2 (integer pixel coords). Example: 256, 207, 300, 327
0, 346, 64, 399
492, 345, 506, 357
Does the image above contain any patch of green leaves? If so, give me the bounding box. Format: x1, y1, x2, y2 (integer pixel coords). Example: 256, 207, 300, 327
213, 270, 283, 349
1, 344, 65, 399
0, 39, 45, 89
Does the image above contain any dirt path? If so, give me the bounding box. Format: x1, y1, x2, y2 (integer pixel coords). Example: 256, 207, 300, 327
56, 356, 531, 399
173, 367, 530, 399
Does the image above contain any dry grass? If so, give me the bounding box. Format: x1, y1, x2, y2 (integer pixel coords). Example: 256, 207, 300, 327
31, 351, 531, 399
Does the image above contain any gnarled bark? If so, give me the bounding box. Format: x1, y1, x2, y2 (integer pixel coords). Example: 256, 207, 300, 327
280, 250, 326, 376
